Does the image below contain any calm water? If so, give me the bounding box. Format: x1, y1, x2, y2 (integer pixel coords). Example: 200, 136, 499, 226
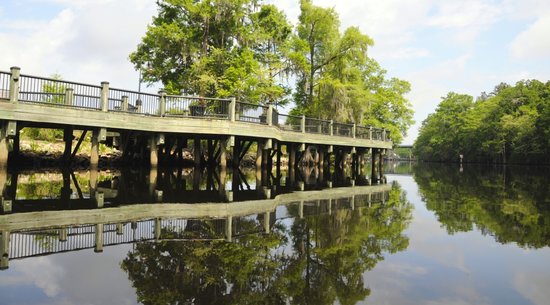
0, 163, 549, 305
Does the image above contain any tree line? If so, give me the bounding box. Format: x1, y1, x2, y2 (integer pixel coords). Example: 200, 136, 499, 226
414, 80, 550, 163
130, 0, 414, 144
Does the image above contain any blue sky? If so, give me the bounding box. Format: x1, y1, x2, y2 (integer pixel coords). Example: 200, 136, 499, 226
1, 0, 549, 144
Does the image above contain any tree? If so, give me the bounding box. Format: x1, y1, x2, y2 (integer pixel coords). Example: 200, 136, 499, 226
290, 0, 413, 143
130, 0, 292, 106
414, 80, 550, 163
131, 0, 415, 143
414, 163, 550, 248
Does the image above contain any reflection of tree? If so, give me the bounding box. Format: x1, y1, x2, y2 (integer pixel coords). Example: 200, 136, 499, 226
414, 164, 550, 248
122, 185, 412, 305
284, 185, 412, 305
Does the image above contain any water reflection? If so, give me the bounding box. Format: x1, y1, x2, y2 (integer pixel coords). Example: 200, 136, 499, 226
121, 185, 411, 305
0, 163, 411, 304
0, 164, 382, 214
413, 163, 550, 248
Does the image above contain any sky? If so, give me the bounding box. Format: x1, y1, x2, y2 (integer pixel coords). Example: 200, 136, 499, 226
1, 0, 549, 145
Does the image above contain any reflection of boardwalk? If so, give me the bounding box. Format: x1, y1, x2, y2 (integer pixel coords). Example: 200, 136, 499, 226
0, 184, 391, 269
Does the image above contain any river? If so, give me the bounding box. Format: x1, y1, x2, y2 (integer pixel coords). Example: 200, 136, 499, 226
0, 163, 548, 305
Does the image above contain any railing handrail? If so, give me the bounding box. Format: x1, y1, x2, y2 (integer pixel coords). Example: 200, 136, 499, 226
1, 67, 391, 141
165, 94, 231, 102
19, 73, 103, 89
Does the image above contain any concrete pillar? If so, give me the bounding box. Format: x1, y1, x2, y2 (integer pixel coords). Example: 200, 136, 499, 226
0, 230, 9, 270
193, 137, 201, 168
328, 199, 332, 215
89, 167, 104, 208
379, 149, 384, 179
229, 97, 236, 122
63, 127, 73, 163
158, 89, 166, 116
94, 224, 104, 253
225, 216, 233, 242
276, 144, 282, 179
371, 149, 378, 181
319, 146, 325, 168
149, 167, 158, 197
116, 223, 124, 235
219, 138, 227, 168
65, 88, 74, 106
329, 120, 334, 136
59, 228, 68, 242
9, 67, 20, 103
299, 201, 304, 219
100, 82, 109, 112
232, 139, 240, 168
0, 123, 9, 167
219, 166, 227, 199
267, 104, 273, 126
301, 115, 306, 133
91, 129, 99, 168
263, 212, 271, 234
0, 165, 7, 196
256, 140, 263, 171
154, 218, 161, 241
121, 95, 129, 111
150, 135, 158, 168
351, 195, 355, 210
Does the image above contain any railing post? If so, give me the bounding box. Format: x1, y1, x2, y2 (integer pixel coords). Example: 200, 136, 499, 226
330, 120, 334, 136
9, 67, 20, 103
383, 129, 387, 141
158, 89, 166, 116
301, 115, 306, 133
64, 88, 74, 106
100, 81, 109, 112
267, 103, 273, 126
121, 95, 129, 112
230, 97, 236, 122
352, 123, 356, 138
369, 127, 373, 140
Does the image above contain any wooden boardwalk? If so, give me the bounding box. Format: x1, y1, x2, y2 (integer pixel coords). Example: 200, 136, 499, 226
0, 67, 391, 171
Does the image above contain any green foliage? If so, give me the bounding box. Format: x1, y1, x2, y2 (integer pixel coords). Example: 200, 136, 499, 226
414, 164, 550, 248
290, 1, 414, 143
23, 128, 64, 141
414, 80, 550, 163
121, 185, 412, 304
42, 73, 66, 104
131, 0, 414, 144
130, 0, 292, 106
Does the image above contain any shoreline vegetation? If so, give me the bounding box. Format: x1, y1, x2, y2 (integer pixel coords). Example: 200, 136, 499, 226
413, 80, 550, 165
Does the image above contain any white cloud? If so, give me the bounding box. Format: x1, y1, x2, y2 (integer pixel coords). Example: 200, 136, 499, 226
14, 256, 65, 297
514, 271, 550, 305
510, 12, 550, 59
0, 0, 157, 89
427, 0, 504, 44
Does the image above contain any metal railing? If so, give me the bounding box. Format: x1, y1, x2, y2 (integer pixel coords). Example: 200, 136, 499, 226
18, 74, 102, 110
305, 117, 331, 135
372, 128, 384, 141
236, 101, 268, 124
165, 95, 231, 119
333, 122, 354, 137
277, 114, 302, 132
109, 88, 160, 115
0, 71, 10, 99
0, 68, 392, 142
355, 126, 371, 140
